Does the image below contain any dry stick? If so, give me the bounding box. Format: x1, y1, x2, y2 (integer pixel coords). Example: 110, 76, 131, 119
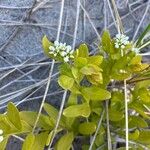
48, 0, 81, 149
0, 56, 35, 83
0, 0, 37, 53
106, 101, 112, 150
106, 0, 118, 30
132, 0, 150, 41
111, 0, 124, 34
32, 0, 50, 12
80, 3, 101, 40
16, 90, 64, 107
104, 1, 112, 150
0, 66, 39, 91
89, 110, 105, 150
110, 0, 129, 149
32, 0, 65, 134
81, 0, 86, 41
12, 135, 24, 142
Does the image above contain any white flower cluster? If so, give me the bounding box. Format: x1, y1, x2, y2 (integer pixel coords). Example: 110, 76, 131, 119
49, 41, 74, 62
0, 129, 4, 143
114, 34, 129, 49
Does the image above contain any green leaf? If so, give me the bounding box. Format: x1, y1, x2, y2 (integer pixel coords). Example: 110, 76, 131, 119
74, 57, 87, 68
138, 88, 150, 103
129, 116, 148, 128
130, 55, 142, 65
129, 102, 150, 119
0, 137, 9, 150
81, 86, 111, 101
80, 64, 101, 75
58, 75, 74, 90
136, 24, 150, 47
22, 133, 35, 150
59, 63, 73, 77
137, 130, 150, 144
0, 115, 11, 133
109, 109, 124, 122
7, 102, 22, 130
88, 56, 103, 66
71, 67, 79, 79
42, 35, 53, 57
76, 43, 89, 58
78, 122, 96, 135
43, 103, 66, 126
129, 129, 139, 140
67, 93, 77, 106
19, 111, 53, 129
87, 72, 103, 85
55, 132, 74, 150
31, 132, 48, 150
101, 30, 114, 54
46, 129, 62, 146
63, 103, 91, 118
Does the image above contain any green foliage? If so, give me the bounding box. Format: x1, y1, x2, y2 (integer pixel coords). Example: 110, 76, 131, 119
55, 132, 74, 150
0, 29, 150, 150
63, 103, 91, 118
78, 122, 96, 135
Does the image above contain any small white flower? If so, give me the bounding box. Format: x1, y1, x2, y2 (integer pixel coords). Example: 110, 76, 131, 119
121, 45, 125, 49
114, 34, 129, 49
115, 43, 119, 48
49, 41, 74, 62
59, 43, 66, 50
0, 129, 3, 135
64, 56, 69, 62
54, 41, 59, 47
116, 34, 121, 39
60, 51, 67, 57
53, 53, 57, 57
66, 45, 72, 52
49, 46, 55, 51
0, 136, 4, 143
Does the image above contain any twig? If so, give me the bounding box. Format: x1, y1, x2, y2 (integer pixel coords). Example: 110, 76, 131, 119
124, 80, 129, 150
32, 0, 65, 135
106, 100, 112, 150
132, 0, 150, 41
48, 0, 80, 149
0, 0, 37, 53
89, 109, 105, 150
12, 135, 24, 142
80, 2, 101, 40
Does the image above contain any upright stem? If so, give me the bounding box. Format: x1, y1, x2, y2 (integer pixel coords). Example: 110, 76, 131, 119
106, 100, 112, 150
89, 109, 105, 150
124, 79, 129, 150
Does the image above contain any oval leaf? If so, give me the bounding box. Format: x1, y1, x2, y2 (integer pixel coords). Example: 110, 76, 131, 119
78, 122, 96, 135
55, 132, 74, 150
42, 35, 53, 57
63, 103, 91, 118
58, 75, 74, 90
7, 102, 22, 130
81, 86, 111, 101
22, 133, 35, 150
